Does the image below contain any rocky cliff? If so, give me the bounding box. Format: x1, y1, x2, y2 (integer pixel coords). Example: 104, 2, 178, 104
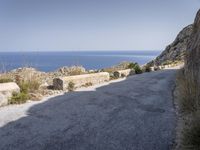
185, 10, 200, 83
148, 24, 193, 66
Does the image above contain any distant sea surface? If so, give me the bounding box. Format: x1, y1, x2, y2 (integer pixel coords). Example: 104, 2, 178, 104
0, 51, 161, 72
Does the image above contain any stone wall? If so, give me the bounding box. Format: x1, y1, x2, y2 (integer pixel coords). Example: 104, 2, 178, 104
53, 72, 110, 90
0, 82, 20, 106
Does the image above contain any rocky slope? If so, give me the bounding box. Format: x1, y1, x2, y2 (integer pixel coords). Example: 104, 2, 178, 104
185, 10, 200, 79
175, 10, 200, 149
148, 24, 193, 66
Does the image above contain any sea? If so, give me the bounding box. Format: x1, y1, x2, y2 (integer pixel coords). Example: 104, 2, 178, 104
0, 51, 161, 72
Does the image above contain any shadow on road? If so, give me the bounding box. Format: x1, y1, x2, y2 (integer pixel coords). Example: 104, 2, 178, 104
0, 70, 177, 150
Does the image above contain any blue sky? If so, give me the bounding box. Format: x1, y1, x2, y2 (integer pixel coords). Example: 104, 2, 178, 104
0, 0, 199, 51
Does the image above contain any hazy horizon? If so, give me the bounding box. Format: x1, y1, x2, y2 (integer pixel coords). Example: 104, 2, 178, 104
0, 0, 199, 52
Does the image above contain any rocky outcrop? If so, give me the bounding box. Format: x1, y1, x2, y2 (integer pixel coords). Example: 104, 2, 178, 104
148, 24, 193, 66
0, 82, 20, 106
53, 72, 110, 90
185, 10, 200, 83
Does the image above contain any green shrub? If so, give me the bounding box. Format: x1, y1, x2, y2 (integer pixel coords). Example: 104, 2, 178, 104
0, 78, 13, 83
113, 71, 120, 79
68, 81, 75, 92
18, 80, 40, 93
128, 63, 136, 69
128, 63, 142, 74
9, 92, 29, 104
18, 81, 29, 93
8, 79, 40, 105
121, 73, 126, 78
134, 65, 142, 74
143, 65, 151, 72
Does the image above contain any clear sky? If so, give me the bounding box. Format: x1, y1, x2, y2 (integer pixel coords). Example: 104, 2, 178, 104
0, 0, 199, 51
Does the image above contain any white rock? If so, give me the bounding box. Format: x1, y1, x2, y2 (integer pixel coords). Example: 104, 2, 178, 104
0, 82, 20, 106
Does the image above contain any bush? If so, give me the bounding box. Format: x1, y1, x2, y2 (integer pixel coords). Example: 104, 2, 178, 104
121, 73, 126, 78
28, 80, 40, 91
113, 71, 120, 79
9, 79, 40, 104
0, 78, 13, 83
18, 80, 40, 93
143, 65, 151, 72
84, 82, 93, 87
9, 92, 29, 104
134, 65, 142, 74
68, 81, 75, 92
128, 63, 142, 74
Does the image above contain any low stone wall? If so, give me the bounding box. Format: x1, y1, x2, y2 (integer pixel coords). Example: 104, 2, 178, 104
53, 72, 110, 90
0, 82, 20, 106
113, 69, 134, 78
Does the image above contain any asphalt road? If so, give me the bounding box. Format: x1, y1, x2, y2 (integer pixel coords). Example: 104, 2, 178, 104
0, 69, 177, 150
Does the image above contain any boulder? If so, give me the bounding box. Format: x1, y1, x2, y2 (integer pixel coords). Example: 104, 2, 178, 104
0, 82, 20, 106
53, 72, 110, 90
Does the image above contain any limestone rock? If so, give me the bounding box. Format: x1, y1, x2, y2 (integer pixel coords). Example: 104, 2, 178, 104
148, 24, 193, 66
185, 10, 200, 82
53, 72, 110, 90
0, 82, 20, 106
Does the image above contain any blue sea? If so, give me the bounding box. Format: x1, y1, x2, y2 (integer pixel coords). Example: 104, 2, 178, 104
0, 51, 161, 72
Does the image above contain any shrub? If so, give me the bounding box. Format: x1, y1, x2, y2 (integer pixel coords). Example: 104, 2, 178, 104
68, 81, 75, 92
113, 71, 120, 79
9, 79, 40, 104
84, 82, 93, 87
0, 78, 13, 83
121, 73, 126, 78
28, 80, 40, 91
128, 63, 142, 74
128, 63, 136, 69
142, 65, 151, 72
9, 92, 29, 104
18, 81, 29, 94
18, 80, 40, 93
134, 65, 142, 74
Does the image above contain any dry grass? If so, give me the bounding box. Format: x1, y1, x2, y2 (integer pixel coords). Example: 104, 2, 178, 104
181, 113, 200, 150
9, 78, 41, 104
176, 68, 200, 150
176, 69, 200, 113
0, 78, 13, 83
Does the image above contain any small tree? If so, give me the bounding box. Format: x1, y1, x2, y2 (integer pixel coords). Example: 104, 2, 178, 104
68, 81, 75, 92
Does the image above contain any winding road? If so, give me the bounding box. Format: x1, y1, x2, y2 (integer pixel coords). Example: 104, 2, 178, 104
0, 69, 177, 150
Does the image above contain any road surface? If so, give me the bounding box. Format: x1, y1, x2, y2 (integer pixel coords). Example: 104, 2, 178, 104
0, 69, 177, 150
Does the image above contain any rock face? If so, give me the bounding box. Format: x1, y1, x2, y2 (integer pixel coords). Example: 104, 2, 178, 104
53, 72, 110, 90
0, 82, 20, 106
185, 10, 200, 83
148, 24, 193, 66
